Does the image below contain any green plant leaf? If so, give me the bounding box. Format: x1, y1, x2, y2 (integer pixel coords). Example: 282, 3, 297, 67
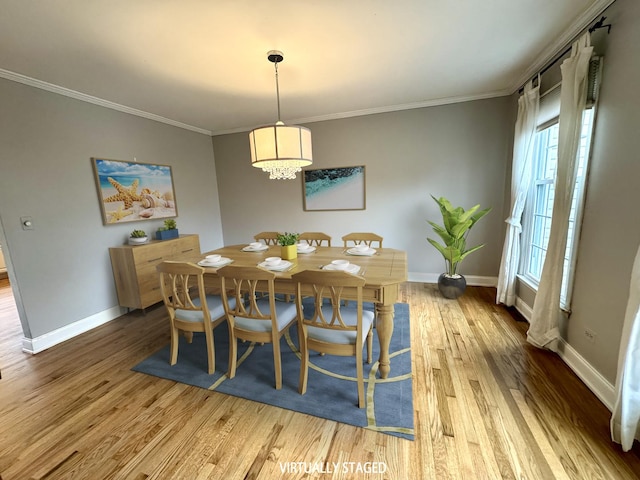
428, 221, 454, 245
470, 207, 492, 226
458, 204, 480, 224
450, 219, 472, 239
458, 243, 485, 262
427, 237, 443, 249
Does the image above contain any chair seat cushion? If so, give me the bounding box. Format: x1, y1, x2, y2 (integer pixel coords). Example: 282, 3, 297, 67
305, 306, 374, 345
175, 295, 234, 322
233, 299, 297, 333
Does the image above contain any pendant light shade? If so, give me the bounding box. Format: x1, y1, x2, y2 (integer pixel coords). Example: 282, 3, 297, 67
249, 51, 312, 180
249, 123, 313, 180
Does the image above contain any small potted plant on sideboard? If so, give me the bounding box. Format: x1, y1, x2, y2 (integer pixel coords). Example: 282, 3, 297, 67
156, 219, 179, 240
277, 232, 299, 260
128, 229, 148, 245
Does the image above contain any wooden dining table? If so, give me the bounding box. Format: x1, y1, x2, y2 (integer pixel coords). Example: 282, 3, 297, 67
185, 244, 407, 379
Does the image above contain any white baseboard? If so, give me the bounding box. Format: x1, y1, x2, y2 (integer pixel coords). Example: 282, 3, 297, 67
21, 305, 126, 354
557, 339, 616, 411
515, 297, 534, 320
514, 296, 615, 412
408, 272, 497, 287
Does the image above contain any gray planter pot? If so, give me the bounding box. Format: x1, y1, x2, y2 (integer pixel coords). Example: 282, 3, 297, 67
437, 273, 467, 299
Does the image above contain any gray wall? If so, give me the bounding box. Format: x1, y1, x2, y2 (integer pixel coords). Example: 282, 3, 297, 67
0, 78, 224, 339
560, 0, 640, 383
213, 98, 514, 280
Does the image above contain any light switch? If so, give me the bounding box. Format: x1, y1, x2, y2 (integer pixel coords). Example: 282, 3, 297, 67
21, 216, 34, 230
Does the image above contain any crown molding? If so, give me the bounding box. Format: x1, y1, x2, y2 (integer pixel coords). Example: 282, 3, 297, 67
212, 89, 512, 136
510, 0, 616, 93
0, 68, 213, 136
1, 65, 510, 138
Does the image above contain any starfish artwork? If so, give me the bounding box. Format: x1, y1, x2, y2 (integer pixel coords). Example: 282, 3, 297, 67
93, 158, 178, 225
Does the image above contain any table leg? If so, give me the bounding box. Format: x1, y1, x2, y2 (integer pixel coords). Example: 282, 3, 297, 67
375, 303, 394, 379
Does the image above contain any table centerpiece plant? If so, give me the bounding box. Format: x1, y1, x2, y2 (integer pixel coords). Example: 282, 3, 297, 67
277, 232, 300, 260
427, 195, 491, 299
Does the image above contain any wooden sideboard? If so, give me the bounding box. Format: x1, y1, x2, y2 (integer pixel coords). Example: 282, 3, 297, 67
109, 234, 200, 310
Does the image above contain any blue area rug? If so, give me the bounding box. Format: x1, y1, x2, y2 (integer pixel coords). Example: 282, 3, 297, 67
132, 302, 414, 440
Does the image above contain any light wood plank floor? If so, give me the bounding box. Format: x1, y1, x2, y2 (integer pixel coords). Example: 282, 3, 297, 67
1, 278, 639, 479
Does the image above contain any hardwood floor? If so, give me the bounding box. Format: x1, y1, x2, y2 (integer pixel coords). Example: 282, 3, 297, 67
1, 278, 639, 479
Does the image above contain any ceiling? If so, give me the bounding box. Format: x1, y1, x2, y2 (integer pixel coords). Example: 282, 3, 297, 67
0, 0, 611, 136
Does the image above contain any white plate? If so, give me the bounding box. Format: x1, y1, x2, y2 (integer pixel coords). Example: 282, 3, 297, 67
322, 263, 361, 274
198, 258, 233, 267
297, 246, 316, 254
258, 260, 293, 272
346, 247, 376, 256
242, 245, 269, 252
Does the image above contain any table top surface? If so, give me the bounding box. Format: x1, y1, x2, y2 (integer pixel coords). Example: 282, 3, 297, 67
190, 244, 407, 287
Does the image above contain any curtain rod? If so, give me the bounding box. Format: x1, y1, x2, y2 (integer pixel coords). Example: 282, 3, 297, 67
519, 16, 612, 93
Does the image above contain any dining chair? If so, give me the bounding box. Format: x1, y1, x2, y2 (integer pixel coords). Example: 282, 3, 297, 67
342, 232, 383, 248
157, 261, 231, 374
218, 265, 298, 389
291, 269, 374, 408
299, 232, 332, 247
253, 231, 280, 246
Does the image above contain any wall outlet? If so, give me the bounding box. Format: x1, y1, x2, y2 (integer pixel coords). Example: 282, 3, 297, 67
584, 328, 596, 343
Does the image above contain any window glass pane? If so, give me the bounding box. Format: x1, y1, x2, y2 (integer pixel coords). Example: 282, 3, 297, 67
521, 107, 594, 308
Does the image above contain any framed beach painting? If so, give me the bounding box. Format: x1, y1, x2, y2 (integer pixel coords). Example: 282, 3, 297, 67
302, 166, 366, 211
92, 158, 178, 224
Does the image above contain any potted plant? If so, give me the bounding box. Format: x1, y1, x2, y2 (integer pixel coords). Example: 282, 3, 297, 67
277, 232, 299, 260
156, 218, 179, 240
128, 229, 148, 245
427, 195, 491, 299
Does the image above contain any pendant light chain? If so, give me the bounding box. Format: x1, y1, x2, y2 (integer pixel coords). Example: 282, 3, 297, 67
274, 60, 282, 123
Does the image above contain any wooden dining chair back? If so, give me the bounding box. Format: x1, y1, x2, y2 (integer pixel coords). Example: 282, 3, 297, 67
253, 231, 280, 246
291, 269, 374, 408
218, 265, 298, 389
299, 232, 332, 247
157, 261, 229, 374
342, 232, 383, 248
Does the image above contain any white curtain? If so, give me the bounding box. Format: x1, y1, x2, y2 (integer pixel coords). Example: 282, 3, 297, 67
527, 33, 593, 351
496, 80, 540, 306
611, 242, 640, 452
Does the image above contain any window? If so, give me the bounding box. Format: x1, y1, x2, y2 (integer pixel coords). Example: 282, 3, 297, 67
520, 108, 594, 309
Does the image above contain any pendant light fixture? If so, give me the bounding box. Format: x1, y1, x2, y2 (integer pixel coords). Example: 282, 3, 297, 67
249, 50, 313, 180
